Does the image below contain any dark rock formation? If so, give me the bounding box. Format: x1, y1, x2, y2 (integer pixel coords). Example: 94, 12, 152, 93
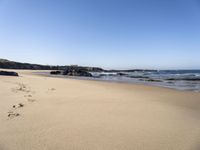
0, 71, 18, 76
166, 78, 200, 81
50, 71, 62, 75
146, 79, 162, 82
0, 58, 157, 75
63, 66, 92, 77
140, 78, 162, 82
117, 72, 128, 76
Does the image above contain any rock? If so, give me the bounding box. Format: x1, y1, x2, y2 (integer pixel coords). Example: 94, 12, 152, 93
117, 72, 127, 76
0, 71, 18, 76
139, 79, 162, 82
63, 67, 92, 77
50, 71, 61, 75
146, 79, 162, 82
166, 78, 200, 81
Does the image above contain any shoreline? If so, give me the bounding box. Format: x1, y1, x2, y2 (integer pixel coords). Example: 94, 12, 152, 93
0, 68, 199, 93
31, 71, 200, 93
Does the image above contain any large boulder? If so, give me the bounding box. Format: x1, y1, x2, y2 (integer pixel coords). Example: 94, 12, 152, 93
63, 67, 92, 77
0, 71, 18, 76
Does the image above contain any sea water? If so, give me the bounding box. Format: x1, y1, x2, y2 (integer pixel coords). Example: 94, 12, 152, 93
90, 70, 200, 92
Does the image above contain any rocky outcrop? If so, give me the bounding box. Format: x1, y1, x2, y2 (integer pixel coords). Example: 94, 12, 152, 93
117, 72, 128, 76
166, 78, 200, 81
49, 67, 93, 77
139, 78, 162, 82
63, 67, 92, 77
0, 71, 18, 76
50, 71, 62, 75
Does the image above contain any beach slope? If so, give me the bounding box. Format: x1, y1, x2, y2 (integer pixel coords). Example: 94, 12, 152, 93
0, 70, 200, 150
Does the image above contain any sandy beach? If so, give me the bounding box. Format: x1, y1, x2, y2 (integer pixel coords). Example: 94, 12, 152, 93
0, 70, 200, 150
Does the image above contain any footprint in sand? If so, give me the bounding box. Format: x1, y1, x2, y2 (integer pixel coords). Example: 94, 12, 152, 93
24, 94, 36, 102
51, 88, 56, 91
12, 103, 24, 109
24, 94, 32, 98
27, 98, 36, 102
18, 103, 24, 108
12, 83, 30, 93
8, 83, 35, 119
7, 111, 20, 118
7, 103, 24, 119
47, 88, 56, 93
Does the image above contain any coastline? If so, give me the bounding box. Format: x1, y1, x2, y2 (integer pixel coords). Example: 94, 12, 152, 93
0, 70, 200, 150
32, 70, 200, 92
1, 69, 200, 92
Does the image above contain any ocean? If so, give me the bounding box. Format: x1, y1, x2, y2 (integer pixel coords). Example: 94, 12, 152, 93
90, 70, 200, 92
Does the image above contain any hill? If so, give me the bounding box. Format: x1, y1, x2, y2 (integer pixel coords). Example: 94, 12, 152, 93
0, 59, 103, 72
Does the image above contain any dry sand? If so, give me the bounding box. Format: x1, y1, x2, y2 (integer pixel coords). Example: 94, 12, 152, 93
0, 70, 200, 150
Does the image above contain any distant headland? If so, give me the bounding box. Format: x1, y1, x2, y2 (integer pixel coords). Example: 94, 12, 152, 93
0, 58, 155, 72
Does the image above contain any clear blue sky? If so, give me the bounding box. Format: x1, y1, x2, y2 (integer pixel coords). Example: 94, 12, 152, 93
0, 0, 200, 69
